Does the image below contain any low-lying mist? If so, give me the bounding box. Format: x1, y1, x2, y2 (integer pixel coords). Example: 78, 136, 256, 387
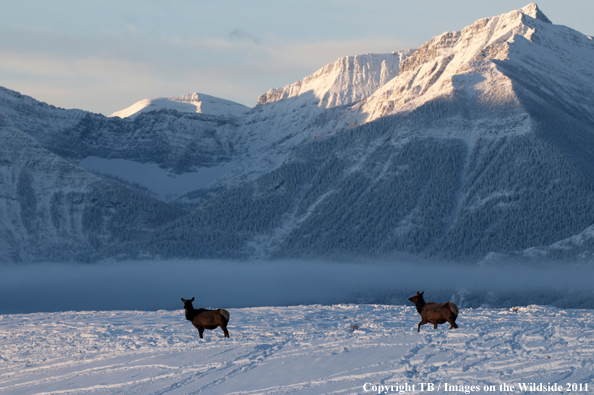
1, 259, 593, 314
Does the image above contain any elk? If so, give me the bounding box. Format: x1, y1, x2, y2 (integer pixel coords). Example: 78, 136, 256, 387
408, 291, 459, 332
181, 297, 230, 339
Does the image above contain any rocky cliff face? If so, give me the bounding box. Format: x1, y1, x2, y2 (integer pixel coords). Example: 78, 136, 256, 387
257, 51, 413, 108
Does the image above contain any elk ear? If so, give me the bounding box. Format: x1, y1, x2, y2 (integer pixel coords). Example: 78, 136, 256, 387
420, 291, 424, 296
190, 297, 195, 302
181, 298, 186, 302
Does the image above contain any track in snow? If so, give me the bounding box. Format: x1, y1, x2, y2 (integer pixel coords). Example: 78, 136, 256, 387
1, 305, 593, 394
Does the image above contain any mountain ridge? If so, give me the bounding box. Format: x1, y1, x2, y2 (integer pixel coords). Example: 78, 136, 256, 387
2, 3, 594, 263
257, 50, 413, 109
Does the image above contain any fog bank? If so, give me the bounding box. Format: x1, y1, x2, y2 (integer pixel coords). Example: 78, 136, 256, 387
1, 259, 593, 314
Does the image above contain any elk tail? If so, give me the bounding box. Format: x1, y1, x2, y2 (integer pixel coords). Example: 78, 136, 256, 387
219, 309, 230, 321
448, 302, 459, 318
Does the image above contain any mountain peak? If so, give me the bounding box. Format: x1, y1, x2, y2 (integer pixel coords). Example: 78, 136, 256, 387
110, 93, 250, 119
354, 3, 588, 126
521, 3, 552, 24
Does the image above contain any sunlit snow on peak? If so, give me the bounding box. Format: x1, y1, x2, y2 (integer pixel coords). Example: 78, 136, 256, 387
109, 92, 250, 119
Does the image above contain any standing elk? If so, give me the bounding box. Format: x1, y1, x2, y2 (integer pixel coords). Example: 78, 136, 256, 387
181, 297, 230, 339
408, 291, 459, 332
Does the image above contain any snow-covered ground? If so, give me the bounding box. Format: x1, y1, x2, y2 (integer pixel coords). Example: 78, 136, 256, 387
1, 304, 593, 394
2, 260, 594, 393
79, 157, 235, 201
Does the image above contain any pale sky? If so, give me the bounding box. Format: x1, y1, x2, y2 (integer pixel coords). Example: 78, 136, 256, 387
1, 1, 592, 115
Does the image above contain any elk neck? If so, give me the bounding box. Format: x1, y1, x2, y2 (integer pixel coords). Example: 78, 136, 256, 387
185, 307, 197, 321
413, 299, 426, 315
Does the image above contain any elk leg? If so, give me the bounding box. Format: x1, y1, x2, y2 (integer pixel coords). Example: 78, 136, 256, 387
417, 320, 427, 332
433, 323, 438, 329
198, 326, 204, 339
447, 319, 458, 330
221, 324, 230, 338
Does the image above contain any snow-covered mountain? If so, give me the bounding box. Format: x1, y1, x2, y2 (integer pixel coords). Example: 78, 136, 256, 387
0, 86, 243, 202
110, 92, 250, 119
354, 3, 594, 131
154, 3, 594, 261
2, 3, 594, 263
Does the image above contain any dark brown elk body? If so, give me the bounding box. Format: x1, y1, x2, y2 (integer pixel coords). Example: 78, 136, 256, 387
408, 291, 459, 332
181, 297, 230, 338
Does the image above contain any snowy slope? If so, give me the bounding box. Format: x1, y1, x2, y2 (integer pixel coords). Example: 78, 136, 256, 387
79, 157, 235, 201
520, 224, 594, 261
1, 305, 592, 394
219, 51, 413, 186
110, 93, 250, 119
86, 52, 414, 190
0, 124, 186, 262
0, 87, 88, 148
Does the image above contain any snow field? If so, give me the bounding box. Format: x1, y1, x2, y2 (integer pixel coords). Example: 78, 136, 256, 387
1, 304, 593, 394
